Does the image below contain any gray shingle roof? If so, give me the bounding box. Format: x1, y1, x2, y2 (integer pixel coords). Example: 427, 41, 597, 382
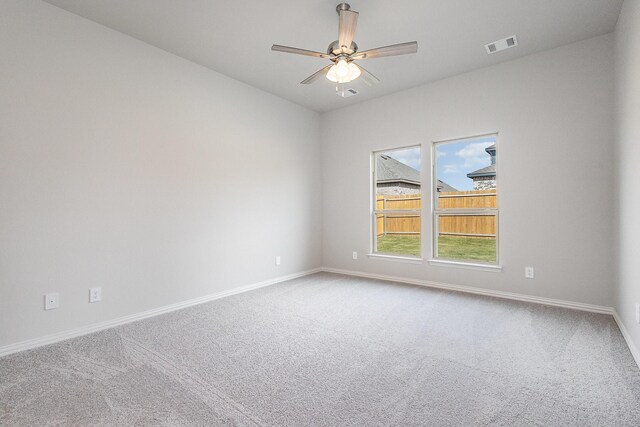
377, 154, 457, 191
468, 144, 497, 178
467, 163, 496, 178
376, 154, 420, 184
436, 180, 458, 192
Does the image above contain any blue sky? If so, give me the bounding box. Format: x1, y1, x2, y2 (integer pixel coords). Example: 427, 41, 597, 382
382, 146, 421, 171
435, 135, 496, 191
383, 135, 496, 191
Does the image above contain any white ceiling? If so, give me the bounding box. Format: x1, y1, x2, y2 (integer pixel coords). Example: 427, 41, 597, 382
43, 0, 623, 113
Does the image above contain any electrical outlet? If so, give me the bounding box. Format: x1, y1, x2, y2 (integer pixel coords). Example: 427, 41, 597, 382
525, 267, 534, 279
352, 251, 358, 260
635, 303, 639, 324
44, 293, 59, 310
275, 256, 281, 266
89, 287, 102, 303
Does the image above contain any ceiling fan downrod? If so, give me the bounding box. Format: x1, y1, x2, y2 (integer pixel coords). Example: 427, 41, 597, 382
336, 3, 351, 14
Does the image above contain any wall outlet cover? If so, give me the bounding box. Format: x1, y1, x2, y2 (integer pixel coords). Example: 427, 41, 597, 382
275, 256, 281, 266
525, 267, 534, 279
45, 293, 59, 310
635, 303, 639, 324
352, 251, 358, 260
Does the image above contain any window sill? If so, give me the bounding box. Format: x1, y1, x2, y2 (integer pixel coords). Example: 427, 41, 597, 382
368, 253, 423, 264
428, 259, 502, 272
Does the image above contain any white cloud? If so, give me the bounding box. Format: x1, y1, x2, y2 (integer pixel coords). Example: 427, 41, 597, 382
443, 164, 459, 174
436, 150, 446, 159
455, 142, 493, 168
386, 147, 421, 170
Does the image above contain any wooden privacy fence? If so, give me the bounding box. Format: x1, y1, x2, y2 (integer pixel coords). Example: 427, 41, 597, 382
375, 195, 421, 236
376, 190, 496, 238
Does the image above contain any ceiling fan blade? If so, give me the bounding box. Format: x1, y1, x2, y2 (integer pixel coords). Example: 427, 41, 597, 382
354, 63, 380, 87
338, 10, 358, 53
271, 45, 333, 59
351, 41, 418, 60
301, 64, 334, 84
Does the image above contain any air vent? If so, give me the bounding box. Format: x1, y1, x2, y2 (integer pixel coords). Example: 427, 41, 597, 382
485, 35, 518, 54
336, 88, 358, 98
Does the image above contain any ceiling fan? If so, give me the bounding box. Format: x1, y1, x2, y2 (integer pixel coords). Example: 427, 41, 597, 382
271, 3, 417, 87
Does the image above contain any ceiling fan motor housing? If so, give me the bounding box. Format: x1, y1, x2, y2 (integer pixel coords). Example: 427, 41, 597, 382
327, 40, 358, 56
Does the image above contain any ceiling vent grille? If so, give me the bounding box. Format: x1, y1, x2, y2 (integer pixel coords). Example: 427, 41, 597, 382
336, 88, 358, 98
485, 35, 518, 54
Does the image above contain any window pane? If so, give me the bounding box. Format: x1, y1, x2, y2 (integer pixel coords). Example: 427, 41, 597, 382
433, 134, 498, 264
436, 214, 496, 262
436, 190, 496, 209
375, 147, 421, 202
434, 136, 497, 208
375, 212, 421, 257
374, 146, 421, 257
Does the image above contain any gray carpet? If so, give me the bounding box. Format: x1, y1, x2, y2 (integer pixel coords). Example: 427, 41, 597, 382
1, 272, 639, 426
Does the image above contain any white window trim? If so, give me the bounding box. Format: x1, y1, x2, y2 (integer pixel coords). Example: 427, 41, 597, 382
371, 145, 422, 259
431, 134, 500, 267
427, 258, 502, 271
368, 253, 424, 264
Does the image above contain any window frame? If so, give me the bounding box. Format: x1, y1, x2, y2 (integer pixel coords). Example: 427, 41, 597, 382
431, 134, 500, 266
370, 144, 423, 260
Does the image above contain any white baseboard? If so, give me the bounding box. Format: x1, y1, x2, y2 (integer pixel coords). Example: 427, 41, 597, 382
5, 266, 638, 371
322, 267, 613, 314
613, 311, 640, 369
0, 268, 322, 358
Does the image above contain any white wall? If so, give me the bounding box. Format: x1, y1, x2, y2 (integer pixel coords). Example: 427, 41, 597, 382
0, 0, 321, 347
321, 34, 615, 307
0, 0, 625, 352
614, 0, 640, 357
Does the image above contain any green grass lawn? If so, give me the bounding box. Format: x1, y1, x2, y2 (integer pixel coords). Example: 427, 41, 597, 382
436, 235, 496, 262
376, 234, 496, 262
376, 234, 422, 257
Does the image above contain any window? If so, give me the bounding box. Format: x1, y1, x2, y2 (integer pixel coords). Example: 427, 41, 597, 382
372, 146, 421, 258
433, 135, 498, 264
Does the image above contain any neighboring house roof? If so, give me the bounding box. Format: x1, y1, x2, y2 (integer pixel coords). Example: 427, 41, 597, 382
467, 144, 497, 179
436, 180, 458, 192
377, 154, 457, 191
376, 154, 420, 185
467, 164, 496, 178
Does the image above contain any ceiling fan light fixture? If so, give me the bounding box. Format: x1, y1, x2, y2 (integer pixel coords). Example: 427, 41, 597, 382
336, 59, 349, 77
348, 62, 361, 80
326, 60, 361, 83
271, 3, 416, 87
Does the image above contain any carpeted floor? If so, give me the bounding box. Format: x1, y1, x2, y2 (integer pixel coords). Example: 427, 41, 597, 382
1, 272, 639, 426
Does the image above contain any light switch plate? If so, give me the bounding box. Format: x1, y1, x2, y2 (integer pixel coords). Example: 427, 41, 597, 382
89, 287, 102, 303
